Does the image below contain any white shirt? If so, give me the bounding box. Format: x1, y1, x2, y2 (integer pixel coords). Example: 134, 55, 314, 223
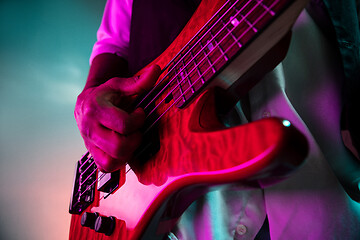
91, 0, 360, 239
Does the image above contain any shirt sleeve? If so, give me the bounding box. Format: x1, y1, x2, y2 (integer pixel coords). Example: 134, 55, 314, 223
90, 0, 133, 64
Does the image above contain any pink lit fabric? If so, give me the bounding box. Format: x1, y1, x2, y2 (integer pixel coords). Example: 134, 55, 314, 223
91, 0, 360, 239
90, 0, 132, 64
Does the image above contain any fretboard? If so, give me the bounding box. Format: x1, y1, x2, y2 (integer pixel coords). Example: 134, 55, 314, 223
135, 0, 295, 133
164, 0, 291, 108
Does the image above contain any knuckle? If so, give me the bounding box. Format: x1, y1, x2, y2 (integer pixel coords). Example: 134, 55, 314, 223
80, 119, 93, 139
114, 116, 128, 134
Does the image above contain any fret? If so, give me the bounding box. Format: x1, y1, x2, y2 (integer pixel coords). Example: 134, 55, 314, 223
220, 19, 242, 48
257, 0, 276, 16
161, 0, 291, 109
200, 41, 216, 74
241, 13, 258, 33
191, 36, 212, 85
170, 43, 207, 108
261, 0, 283, 14
181, 59, 195, 94
210, 12, 240, 60
233, 5, 258, 33
250, 0, 282, 30
174, 67, 186, 103
209, 31, 229, 62
218, 1, 255, 45
234, 1, 262, 33
232, 0, 279, 45
200, 30, 228, 72
190, 51, 205, 84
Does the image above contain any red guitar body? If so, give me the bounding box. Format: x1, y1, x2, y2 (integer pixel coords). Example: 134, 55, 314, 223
69, 0, 309, 239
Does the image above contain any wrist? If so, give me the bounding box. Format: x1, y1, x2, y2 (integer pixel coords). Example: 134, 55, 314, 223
84, 53, 129, 90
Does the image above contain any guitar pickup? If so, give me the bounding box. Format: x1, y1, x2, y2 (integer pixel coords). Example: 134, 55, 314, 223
97, 170, 120, 195
69, 152, 97, 214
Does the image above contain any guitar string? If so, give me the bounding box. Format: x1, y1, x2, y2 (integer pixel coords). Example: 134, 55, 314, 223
134, 0, 236, 109
142, 5, 258, 125
143, 0, 276, 130
136, 0, 245, 111
138, 0, 276, 114
78, 153, 90, 170
76, 167, 106, 199
79, 161, 96, 185
142, 0, 274, 123
143, 0, 277, 134
77, 0, 280, 199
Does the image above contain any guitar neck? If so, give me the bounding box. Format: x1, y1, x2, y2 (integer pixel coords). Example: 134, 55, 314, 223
136, 0, 305, 132
166, 0, 291, 108
165, 0, 292, 108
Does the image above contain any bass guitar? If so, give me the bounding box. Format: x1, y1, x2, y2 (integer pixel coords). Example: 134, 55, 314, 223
69, 0, 309, 239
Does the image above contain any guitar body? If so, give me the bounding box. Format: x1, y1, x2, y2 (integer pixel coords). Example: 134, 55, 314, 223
69, 0, 309, 239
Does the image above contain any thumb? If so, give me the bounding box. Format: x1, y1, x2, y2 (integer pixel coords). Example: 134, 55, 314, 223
108, 64, 161, 96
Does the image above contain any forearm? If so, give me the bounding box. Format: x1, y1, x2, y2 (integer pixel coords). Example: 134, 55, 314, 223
84, 53, 129, 90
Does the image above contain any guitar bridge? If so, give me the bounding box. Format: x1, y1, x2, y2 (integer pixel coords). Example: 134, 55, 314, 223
69, 152, 97, 214
97, 170, 121, 197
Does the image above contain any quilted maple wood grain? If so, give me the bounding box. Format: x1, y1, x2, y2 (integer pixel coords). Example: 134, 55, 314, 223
132, 100, 284, 186
69, 116, 307, 240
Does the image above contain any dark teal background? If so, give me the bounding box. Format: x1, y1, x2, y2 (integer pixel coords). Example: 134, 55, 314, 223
0, 0, 105, 239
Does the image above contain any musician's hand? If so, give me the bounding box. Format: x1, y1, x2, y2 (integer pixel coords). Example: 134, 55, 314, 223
75, 65, 161, 172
